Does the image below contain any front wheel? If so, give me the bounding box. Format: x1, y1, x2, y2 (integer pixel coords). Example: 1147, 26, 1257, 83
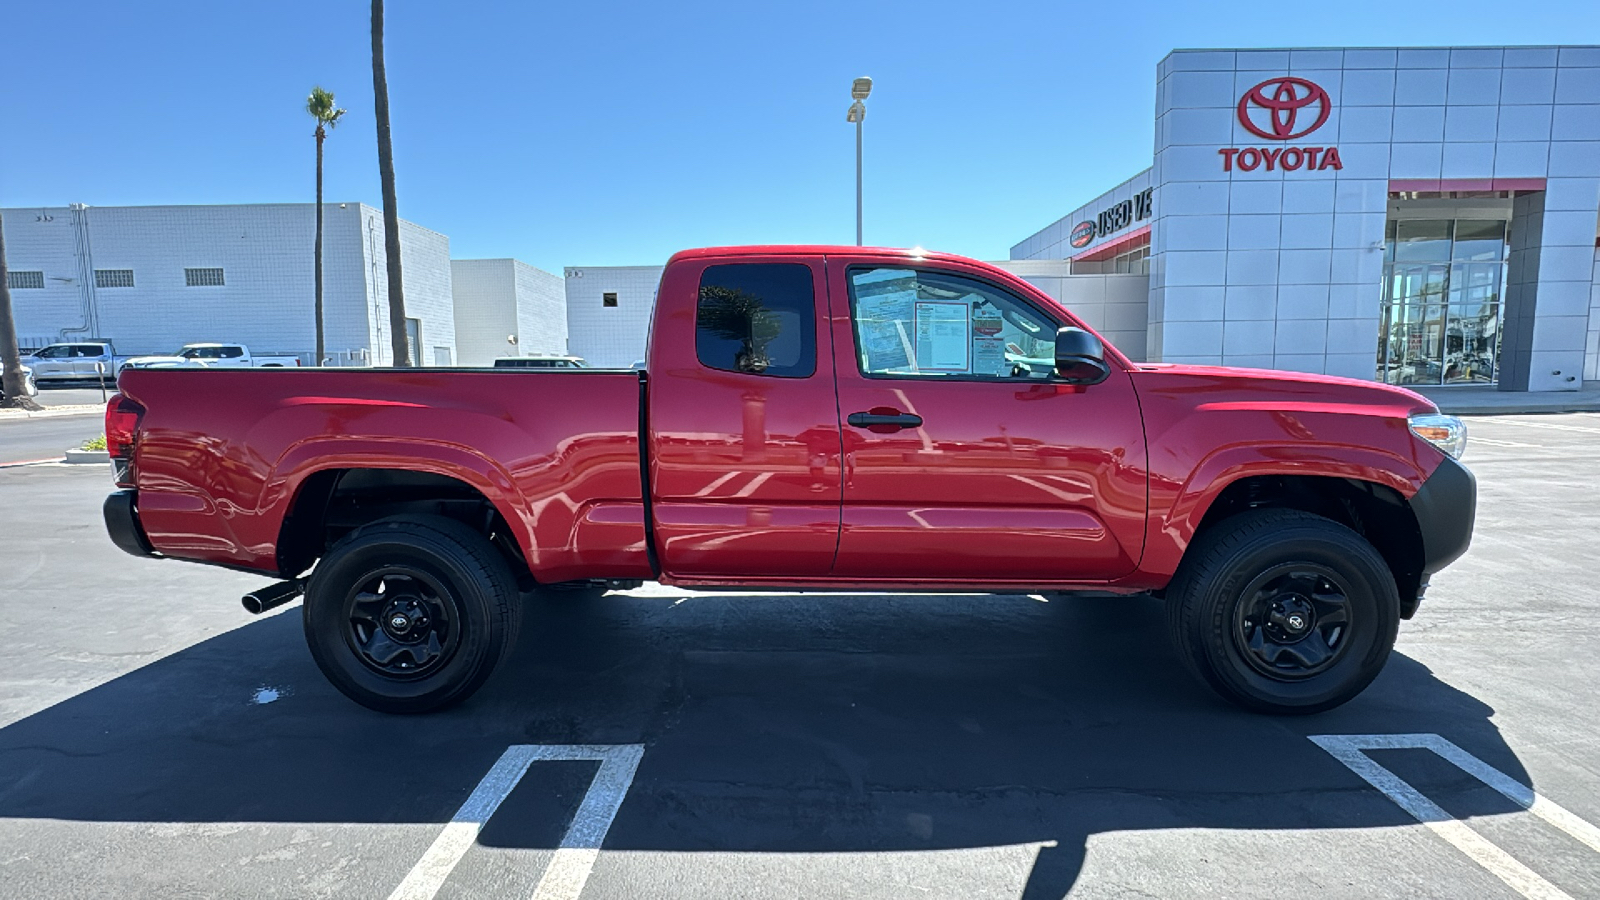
1166, 509, 1399, 715
303, 515, 521, 714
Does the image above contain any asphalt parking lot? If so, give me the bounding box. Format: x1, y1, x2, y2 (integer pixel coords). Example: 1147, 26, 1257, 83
1, 412, 1597, 899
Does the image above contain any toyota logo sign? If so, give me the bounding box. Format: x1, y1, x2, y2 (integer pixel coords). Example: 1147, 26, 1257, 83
1219, 75, 1343, 173
1237, 77, 1331, 141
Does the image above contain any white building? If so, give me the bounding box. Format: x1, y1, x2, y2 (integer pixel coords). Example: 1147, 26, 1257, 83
563, 265, 664, 368
450, 259, 566, 366
1014, 45, 1600, 392
2, 202, 456, 366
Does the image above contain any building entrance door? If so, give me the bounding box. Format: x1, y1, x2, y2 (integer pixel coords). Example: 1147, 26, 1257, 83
1377, 215, 1507, 386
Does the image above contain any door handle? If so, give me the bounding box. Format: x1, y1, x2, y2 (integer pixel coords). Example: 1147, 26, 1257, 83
847, 411, 923, 430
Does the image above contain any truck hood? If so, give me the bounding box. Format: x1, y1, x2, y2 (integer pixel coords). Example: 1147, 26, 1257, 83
1130, 362, 1438, 417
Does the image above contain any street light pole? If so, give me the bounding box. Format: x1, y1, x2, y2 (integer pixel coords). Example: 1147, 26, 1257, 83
848, 77, 872, 247
855, 113, 863, 246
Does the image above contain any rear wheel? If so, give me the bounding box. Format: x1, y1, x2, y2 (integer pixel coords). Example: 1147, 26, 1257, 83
303, 515, 520, 713
1166, 509, 1399, 714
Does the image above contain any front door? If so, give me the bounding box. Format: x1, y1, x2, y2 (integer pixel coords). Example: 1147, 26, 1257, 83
647, 256, 843, 578
827, 260, 1147, 583
29, 345, 72, 379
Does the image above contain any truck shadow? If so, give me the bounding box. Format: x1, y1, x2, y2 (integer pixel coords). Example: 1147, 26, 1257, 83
0, 591, 1527, 898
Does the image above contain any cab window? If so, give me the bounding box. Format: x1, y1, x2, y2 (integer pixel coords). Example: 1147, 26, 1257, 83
847, 267, 1059, 380
36, 346, 70, 358
695, 263, 816, 378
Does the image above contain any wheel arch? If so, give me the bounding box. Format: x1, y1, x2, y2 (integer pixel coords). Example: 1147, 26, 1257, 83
274, 465, 533, 587
1185, 473, 1427, 618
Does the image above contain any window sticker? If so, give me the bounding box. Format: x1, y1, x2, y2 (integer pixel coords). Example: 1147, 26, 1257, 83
970, 296, 1007, 376
854, 270, 916, 372
914, 300, 970, 372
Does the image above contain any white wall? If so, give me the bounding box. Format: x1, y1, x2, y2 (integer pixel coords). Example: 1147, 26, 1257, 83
451, 259, 517, 366
0, 207, 86, 349
1, 203, 454, 365
451, 258, 567, 366
564, 265, 663, 368
514, 260, 567, 358
994, 261, 1150, 361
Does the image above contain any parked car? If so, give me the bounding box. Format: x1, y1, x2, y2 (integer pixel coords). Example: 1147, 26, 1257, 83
22, 341, 127, 382
0, 364, 39, 401
102, 245, 1475, 717
120, 343, 301, 370
492, 355, 590, 369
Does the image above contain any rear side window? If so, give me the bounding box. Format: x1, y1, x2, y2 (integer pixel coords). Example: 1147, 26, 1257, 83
695, 263, 816, 378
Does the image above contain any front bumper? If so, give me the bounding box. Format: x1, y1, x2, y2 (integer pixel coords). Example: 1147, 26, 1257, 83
104, 489, 157, 558
1411, 454, 1477, 576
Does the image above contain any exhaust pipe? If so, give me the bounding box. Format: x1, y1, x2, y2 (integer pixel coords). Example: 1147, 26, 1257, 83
242, 579, 304, 615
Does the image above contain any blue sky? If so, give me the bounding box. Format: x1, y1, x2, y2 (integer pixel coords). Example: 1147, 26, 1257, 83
1, 1, 1592, 271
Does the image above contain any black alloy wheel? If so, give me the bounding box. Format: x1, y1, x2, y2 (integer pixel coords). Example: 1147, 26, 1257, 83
1233, 564, 1352, 680
344, 568, 461, 678
303, 515, 520, 714
1167, 508, 1399, 715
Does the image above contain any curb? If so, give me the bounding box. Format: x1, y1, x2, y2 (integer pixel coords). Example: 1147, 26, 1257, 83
1437, 400, 1600, 416
0, 405, 105, 421
63, 448, 110, 465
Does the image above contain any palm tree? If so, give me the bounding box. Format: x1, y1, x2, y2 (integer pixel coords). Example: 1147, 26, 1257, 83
0, 209, 42, 411
371, 0, 410, 367
306, 86, 347, 367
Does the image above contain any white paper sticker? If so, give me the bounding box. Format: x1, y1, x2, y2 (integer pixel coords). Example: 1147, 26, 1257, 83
914, 301, 970, 372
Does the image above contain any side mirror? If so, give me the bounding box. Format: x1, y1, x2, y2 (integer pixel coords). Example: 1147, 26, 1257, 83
1054, 326, 1111, 385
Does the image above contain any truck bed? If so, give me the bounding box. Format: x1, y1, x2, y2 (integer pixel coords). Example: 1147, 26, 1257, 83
117, 367, 651, 581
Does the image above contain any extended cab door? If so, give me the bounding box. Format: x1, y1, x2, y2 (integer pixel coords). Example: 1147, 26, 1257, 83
827, 259, 1147, 582
72, 344, 113, 379
646, 256, 843, 577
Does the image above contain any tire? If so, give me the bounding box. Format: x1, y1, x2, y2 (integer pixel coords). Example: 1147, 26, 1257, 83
303, 515, 521, 713
1166, 509, 1399, 715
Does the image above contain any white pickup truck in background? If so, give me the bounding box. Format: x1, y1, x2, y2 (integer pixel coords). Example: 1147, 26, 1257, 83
119, 343, 301, 370
21, 341, 129, 382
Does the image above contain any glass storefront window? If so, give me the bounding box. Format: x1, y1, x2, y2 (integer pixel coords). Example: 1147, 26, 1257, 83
1377, 217, 1508, 387
1452, 220, 1509, 261
1390, 220, 1453, 262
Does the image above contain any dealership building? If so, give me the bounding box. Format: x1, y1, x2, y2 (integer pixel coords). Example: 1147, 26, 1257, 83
1012, 45, 1600, 392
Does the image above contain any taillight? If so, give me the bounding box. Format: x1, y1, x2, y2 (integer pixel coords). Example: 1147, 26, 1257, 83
105, 393, 144, 487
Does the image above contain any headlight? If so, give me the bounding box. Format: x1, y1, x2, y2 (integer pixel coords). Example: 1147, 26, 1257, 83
1409, 413, 1467, 460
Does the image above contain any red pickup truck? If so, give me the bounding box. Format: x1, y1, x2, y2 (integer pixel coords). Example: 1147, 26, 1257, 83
102, 246, 1475, 715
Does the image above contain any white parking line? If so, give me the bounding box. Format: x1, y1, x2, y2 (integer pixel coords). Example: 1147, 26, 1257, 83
1311, 733, 1600, 900
1471, 437, 1542, 448
387, 744, 645, 900
1497, 419, 1600, 435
